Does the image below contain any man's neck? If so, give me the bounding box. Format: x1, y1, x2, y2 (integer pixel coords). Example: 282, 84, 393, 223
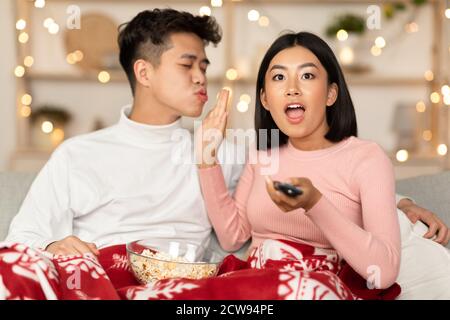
129, 93, 181, 126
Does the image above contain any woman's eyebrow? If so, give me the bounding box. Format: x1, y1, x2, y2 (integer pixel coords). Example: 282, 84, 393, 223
269, 62, 318, 72
298, 62, 319, 70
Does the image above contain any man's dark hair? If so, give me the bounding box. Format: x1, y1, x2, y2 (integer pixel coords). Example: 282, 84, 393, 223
118, 8, 222, 95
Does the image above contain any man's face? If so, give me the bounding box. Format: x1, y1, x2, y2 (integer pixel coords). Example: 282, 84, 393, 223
149, 32, 209, 118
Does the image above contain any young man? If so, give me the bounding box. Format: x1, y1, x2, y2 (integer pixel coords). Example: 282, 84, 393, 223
5, 9, 244, 255
5, 9, 448, 258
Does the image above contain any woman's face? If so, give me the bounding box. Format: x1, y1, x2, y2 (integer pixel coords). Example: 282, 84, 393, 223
261, 46, 338, 144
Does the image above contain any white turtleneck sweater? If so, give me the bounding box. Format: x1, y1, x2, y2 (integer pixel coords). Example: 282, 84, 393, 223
5, 106, 245, 250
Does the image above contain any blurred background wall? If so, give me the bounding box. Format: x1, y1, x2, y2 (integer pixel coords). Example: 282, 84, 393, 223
1, 0, 449, 179
0, 0, 17, 171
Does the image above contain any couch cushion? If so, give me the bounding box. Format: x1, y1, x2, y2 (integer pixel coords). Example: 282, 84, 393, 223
0, 172, 35, 241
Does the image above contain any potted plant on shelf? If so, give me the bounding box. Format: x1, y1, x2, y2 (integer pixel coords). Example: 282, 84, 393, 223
325, 13, 371, 74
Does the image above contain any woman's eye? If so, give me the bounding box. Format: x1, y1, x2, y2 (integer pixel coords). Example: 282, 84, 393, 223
272, 74, 285, 81
301, 73, 315, 80
181, 64, 192, 69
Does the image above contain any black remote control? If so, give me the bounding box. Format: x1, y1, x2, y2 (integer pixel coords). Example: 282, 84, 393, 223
273, 181, 303, 197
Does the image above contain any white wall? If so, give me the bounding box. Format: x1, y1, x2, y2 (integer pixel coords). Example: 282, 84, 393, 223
0, 1, 443, 172
0, 0, 17, 171
231, 3, 433, 152
25, 2, 435, 147
27, 1, 227, 136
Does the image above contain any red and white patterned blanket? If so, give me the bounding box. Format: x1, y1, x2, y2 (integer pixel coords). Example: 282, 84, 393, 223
0, 239, 400, 300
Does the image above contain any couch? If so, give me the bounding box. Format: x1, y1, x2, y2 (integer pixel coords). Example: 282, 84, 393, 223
1, 171, 450, 247
1, 171, 450, 299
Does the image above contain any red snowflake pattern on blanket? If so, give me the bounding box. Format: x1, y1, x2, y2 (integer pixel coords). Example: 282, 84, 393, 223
0, 239, 400, 300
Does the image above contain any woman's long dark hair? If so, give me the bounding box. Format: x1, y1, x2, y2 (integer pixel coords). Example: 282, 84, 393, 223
255, 31, 357, 150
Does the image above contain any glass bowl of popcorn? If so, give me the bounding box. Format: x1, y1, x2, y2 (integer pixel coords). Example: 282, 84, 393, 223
126, 238, 223, 284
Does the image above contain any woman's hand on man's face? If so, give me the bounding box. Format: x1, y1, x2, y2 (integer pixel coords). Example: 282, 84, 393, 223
195, 88, 229, 169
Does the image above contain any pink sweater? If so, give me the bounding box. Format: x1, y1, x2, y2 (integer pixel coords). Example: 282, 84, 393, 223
198, 136, 401, 288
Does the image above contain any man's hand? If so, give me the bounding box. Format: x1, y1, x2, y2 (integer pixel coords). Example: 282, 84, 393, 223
398, 198, 449, 246
45, 235, 100, 256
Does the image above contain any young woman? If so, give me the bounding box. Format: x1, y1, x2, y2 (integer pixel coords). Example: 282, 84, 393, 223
196, 32, 401, 293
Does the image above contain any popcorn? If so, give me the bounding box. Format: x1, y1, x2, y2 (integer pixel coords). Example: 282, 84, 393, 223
128, 248, 219, 284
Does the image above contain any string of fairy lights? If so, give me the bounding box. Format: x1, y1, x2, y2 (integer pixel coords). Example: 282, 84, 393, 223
15, 0, 65, 145
14, 0, 112, 145
13, 0, 270, 126
13, 0, 450, 159
198, 0, 272, 115
393, 4, 449, 162
201, 1, 450, 161
335, 16, 450, 161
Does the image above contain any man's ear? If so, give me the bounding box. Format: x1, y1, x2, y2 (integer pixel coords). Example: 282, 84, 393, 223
326, 83, 338, 107
133, 59, 153, 88
260, 89, 270, 111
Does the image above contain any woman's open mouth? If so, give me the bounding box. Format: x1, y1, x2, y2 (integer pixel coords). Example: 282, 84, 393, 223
285, 103, 305, 124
